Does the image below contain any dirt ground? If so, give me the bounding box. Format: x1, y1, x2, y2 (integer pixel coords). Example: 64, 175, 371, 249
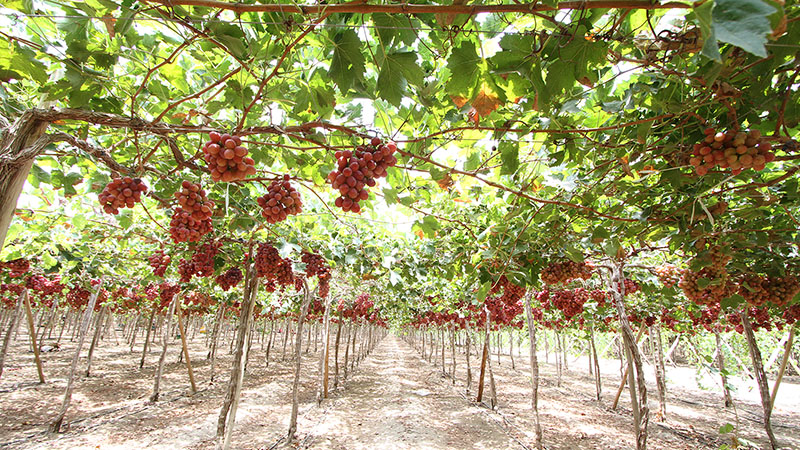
1, 327, 798, 450
404, 333, 800, 450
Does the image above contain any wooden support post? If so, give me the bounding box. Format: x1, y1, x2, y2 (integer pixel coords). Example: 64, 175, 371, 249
150, 295, 176, 403
523, 292, 543, 449
714, 331, 733, 407
741, 309, 778, 450
84, 306, 106, 377
176, 296, 197, 394
0, 290, 24, 379
50, 278, 104, 432
23, 289, 45, 383
476, 307, 491, 404
217, 261, 259, 450
612, 326, 646, 409
770, 327, 795, 409
288, 277, 312, 442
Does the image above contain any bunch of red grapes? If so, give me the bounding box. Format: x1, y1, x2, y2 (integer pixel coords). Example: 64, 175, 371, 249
192, 241, 221, 277
302, 251, 332, 298
159, 282, 180, 309
170, 180, 214, 243
98, 176, 148, 214
540, 259, 595, 285
654, 264, 680, 288
148, 250, 171, 277
66, 285, 91, 309
1, 258, 30, 278
589, 289, 607, 307
263, 278, 278, 293
178, 258, 194, 283
186, 291, 214, 307
1, 282, 25, 296
257, 175, 303, 223
25, 274, 63, 298
689, 128, 775, 176
783, 304, 800, 325
145, 283, 159, 303
301, 251, 330, 279
622, 279, 641, 295
679, 246, 736, 306
254, 243, 294, 286
318, 277, 330, 298
176, 241, 220, 283
327, 137, 398, 213
202, 132, 256, 182
216, 267, 243, 291
738, 274, 800, 307
551, 288, 590, 320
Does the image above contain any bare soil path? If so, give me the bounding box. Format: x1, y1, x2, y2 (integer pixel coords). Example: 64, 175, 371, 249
296, 334, 523, 450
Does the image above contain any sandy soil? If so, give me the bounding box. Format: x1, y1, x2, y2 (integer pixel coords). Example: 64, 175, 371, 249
406, 334, 800, 450
0, 323, 331, 449
1, 326, 798, 450
294, 335, 521, 450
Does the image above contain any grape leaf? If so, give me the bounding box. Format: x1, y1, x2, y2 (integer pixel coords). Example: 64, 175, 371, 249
329, 30, 365, 93
446, 41, 481, 95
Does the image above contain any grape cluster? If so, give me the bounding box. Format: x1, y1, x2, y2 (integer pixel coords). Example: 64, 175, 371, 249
302, 251, 330, 278
263, 279, 278, 293
738, 274, 800, 307
1, 258, 30, 278
25, 274, 63, 298
783, 304, 800, 325
192, 241, 221, 277
257, 175, 303, 223
654, 264, 680, 288
170, 181, 214, 243
254, 243, 294, 286
622, 279, 641, 295
203, 132, 256, 182
540, 260, 595, 285
145, 283, 159, 304
186, 291, 213, 308
1, 283, 25, 296
327, 137, 398, 213
679, 247, 735, 306
148, 250, 171, 277
216, 267, 243, 291
728, 307, 774, 333
98, 176, 147, 214
550, 288, 589, 320
176, 241, 221, 283
301, 251, 332, 298
66, 285, 91, 309
159, 282, 180, 309
689, 128, 775, 176
178, 258, 195, 283
589, 289, 607, 307
318, 277, 330, 298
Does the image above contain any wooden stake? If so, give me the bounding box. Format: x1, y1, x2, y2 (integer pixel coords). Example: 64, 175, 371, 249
22, 290, 45, 383
218, 261, 259, 450
523, 292, 543, 449
770, 327, 795, 409
714, 331, 733, 407
175, 295, 197, 394
0, 290, 24, 379
150, 295, 177, 403
741, 309, 778, 449
50, 278, 104, 433
612, 326, 646, 409
288, 277, 312, 441
476, 307, 490, 403
84, 306, 106, 377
